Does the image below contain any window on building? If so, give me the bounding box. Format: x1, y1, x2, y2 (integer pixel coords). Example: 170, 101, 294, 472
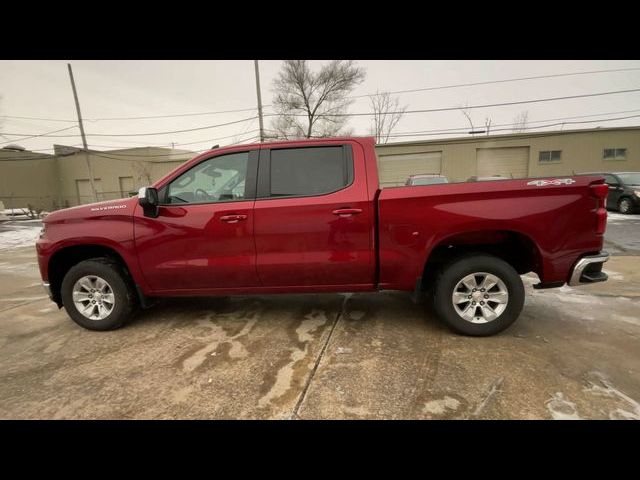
603, 148, 627, 160
539, 150, 562, 162
269, 146, 352, 197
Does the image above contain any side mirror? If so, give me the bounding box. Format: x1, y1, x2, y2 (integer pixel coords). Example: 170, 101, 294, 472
138, 187, 159, 218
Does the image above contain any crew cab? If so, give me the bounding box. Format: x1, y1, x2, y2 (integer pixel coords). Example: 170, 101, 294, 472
36, 137, 610, 336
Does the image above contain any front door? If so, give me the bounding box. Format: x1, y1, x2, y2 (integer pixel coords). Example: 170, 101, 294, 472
134, 149, 259, 292
253, 143, 375, 288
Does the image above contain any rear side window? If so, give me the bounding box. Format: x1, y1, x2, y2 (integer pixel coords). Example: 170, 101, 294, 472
269, 146, 352, 197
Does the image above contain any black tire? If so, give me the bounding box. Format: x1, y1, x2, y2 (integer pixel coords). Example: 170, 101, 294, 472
618, 197, 633, 214
61, 258, 137, 331
433, 254, 525, 336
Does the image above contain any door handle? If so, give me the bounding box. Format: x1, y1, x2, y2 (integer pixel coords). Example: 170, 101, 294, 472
332, 208, 362, 217
220, 214, 247, 223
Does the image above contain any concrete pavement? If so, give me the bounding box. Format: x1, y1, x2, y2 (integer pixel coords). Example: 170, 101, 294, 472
1, 241, 639, 419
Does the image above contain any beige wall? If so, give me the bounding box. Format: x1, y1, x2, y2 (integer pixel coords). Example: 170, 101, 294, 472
375, 127, 640, 184
0, 150, 60, 211
0, 147, 194, 211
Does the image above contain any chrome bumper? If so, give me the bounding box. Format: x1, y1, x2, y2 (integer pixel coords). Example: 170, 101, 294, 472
568, 253, 609, 286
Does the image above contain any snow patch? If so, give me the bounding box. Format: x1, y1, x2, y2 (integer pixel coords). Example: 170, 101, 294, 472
0, 225, 41, 251
584, 372, 640, 420
607, 213, 640, 223
546, 392, 581, 420
422, 396, 461, 415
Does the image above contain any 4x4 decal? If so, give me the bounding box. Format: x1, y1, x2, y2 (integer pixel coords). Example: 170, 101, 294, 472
526, 179, 576, 187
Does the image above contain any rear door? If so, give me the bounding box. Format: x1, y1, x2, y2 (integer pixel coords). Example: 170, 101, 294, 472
253, 142, 375, 288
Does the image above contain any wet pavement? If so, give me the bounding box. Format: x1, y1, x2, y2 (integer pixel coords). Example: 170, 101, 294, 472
0, 214, 639, 419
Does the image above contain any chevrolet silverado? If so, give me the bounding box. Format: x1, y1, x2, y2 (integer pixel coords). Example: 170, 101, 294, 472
36, 137, 610, 336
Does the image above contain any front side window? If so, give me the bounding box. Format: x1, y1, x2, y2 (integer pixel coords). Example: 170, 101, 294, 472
269, 146, 351, 197
166, 151, 248, 204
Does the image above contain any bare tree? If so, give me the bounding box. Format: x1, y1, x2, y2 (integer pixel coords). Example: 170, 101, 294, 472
512, 111, 529, 133
460, 104, 492, 136
484, 117, 492, 135
460, 104, 475, 132
369, 90, 406, 144
270, 60, 365, 139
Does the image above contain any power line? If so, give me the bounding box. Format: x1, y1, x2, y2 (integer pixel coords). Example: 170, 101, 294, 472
0, 125, 78, 145
382, 114, 640, 139
264, 88, 640, 118
1, 117, 639, 162
4, 66, 639, 124
84, 107, 258, 122
0, 116, 258, 138
85, 128, 261, 152
389, 108, 640, 136
7, 87, 637, 142
347, 67, 640, 99
0, 107, 258, 123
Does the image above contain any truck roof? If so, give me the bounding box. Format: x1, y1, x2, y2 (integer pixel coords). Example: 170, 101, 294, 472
215, 136, 377, 150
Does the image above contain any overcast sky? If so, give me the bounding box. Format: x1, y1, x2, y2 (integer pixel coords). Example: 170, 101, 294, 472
1, 60, 639, 154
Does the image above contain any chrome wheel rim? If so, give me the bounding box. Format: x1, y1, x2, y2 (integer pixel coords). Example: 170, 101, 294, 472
451, 272, 508, 324
72, 275, 115, 320
620, 199, 631, 213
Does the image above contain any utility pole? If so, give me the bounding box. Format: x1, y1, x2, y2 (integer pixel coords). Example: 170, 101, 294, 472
67, 63, 98, 203
254, 60, 265, 142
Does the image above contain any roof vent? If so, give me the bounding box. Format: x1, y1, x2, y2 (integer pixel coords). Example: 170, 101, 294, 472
2, 144, 25, 151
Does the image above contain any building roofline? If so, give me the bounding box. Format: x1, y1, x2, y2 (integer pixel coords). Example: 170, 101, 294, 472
378, 125, 640, 148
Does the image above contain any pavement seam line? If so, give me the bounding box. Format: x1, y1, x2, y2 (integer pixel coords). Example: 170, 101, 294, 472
290, 295, 347, 419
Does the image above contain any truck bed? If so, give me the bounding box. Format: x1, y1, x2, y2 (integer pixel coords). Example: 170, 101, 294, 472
377, 175, 606, 290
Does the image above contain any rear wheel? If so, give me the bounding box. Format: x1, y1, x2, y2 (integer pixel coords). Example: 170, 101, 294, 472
61, 258, 136, 331
618, 197, 633, 214
433, 254, 524, 336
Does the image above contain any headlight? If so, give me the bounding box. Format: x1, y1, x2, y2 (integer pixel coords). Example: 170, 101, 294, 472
634, 190, 640, 198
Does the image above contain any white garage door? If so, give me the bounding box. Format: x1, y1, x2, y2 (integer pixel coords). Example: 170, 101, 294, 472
476, 147, 529, 179
378, 151, 442, 186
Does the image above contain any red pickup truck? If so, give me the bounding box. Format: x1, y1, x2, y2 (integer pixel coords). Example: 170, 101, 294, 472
36, 136, 610, 336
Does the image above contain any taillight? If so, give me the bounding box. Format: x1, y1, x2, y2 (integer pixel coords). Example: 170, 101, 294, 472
590, 183, 608, 234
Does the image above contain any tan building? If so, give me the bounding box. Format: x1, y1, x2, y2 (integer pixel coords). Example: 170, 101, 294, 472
1, 126, 639, 212
0, 145, 195, 211
375, 126, 640, 186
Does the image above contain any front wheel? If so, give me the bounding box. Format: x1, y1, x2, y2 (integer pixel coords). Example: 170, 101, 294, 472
433, 254, 525, 336
61, 258, 137, 331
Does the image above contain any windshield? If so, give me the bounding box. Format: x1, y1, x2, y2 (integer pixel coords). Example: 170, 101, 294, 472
618, 173, 640, 185
411, 177, 448, 186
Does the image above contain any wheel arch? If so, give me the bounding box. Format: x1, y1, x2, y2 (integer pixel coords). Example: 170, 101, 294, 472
48, 244, 135, 307
420, 229, 543, 292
